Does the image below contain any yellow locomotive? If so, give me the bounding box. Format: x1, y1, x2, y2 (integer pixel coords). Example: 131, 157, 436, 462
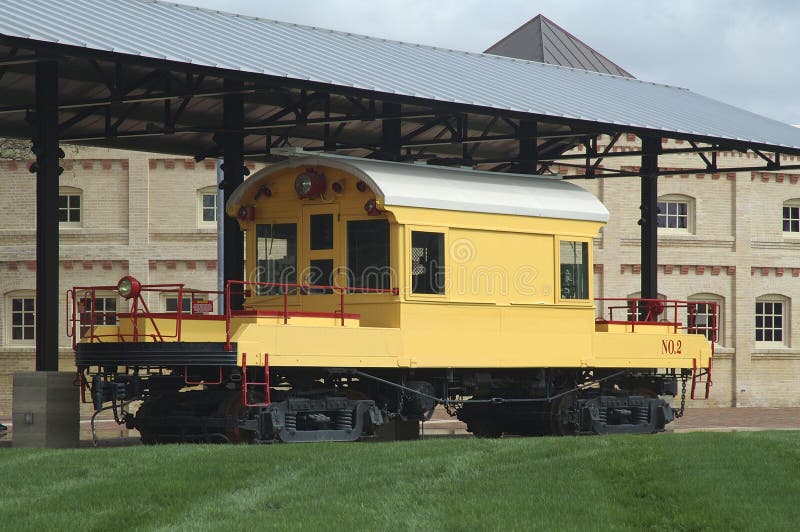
71, 155, 714, 442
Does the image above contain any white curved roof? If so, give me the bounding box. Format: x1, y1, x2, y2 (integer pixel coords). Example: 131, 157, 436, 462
229, 155, 609, 223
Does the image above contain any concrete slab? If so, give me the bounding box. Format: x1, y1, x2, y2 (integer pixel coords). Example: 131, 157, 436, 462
12, 372, 79, 448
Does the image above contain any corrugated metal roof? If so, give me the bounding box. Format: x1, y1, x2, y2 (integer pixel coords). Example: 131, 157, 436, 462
227, 155, 610, 222
484, 15, 635, 78
3, 0, 800, 150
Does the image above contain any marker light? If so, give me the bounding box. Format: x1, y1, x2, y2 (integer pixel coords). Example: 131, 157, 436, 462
294, 170, 326, 199
117, 276, 141, 300
364, 198, 381, 216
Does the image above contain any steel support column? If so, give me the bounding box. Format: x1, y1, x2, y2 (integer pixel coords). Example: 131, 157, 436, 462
640, 136, 660, 302
518, 120, 538, 173
34, 60, 60, 371
381, 102, 401, 160
222, 79, 245, 310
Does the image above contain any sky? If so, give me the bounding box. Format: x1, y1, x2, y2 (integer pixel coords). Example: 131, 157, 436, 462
175, 0, 800, 124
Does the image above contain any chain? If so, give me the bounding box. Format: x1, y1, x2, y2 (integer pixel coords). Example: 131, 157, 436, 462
674, 375, 688, 418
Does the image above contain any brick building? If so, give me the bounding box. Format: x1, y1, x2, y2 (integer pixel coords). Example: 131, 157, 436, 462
0, 147, 234, 418
488, 15, 800, 408
573, 136, 800, 407
2, 16, 799, 420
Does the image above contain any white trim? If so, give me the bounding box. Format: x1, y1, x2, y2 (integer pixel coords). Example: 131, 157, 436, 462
58, 187, 83, 227
5, 290, 36, 346
755, 296, 789, 348
197, 186, 217, 228
782, 199, 800, 235
657, 194, 694, 234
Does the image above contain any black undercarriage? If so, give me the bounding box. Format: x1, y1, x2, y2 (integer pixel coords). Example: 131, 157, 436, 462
81, 352, 684, 444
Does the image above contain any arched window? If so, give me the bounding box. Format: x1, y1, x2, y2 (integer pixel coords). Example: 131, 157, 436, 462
687, 293, 724, 344
782, 199, 800, 234
755, 294, 789, 346
5, 290, 35, 344
59, 186, 82, 226
657, 194, 694, 233
197, 186, 218, 227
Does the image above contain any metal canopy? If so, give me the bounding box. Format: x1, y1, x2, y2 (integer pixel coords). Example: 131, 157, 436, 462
3, 0, 800, 176
3, 0, 800, 371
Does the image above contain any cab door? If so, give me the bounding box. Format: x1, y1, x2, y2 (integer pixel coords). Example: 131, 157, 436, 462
302, 204, 338, 294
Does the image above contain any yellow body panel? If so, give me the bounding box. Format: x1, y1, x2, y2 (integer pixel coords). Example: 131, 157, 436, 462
84, 162, 711, 375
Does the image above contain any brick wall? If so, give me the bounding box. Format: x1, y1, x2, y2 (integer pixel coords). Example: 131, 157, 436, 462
573, 136, 800, 407
2, 140, 800, 417
0, 147, 221, 419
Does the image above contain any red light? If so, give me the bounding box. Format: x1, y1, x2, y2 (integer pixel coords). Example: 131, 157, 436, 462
117, 276, 141, 300
237, 206, 255, 221
364, 199, 381, 216
255, 185, 272, 199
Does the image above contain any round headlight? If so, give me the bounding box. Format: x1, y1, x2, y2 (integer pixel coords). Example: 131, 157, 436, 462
117, 276, 141, 300
295, 173, 313, 196
294, 170, 326, 199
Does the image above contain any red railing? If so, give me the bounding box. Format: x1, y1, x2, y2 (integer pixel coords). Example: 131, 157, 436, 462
69, 280, 398, 350
67, 284, 223, 348
224, 280, 399, 351
595, 297, 717, 399
594, 297, 719, 342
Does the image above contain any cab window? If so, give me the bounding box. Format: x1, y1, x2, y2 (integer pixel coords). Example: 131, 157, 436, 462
411, 231, 445, 295
256, 223, 297, 294
347, 219, 390, 289
560, 240, 589, 300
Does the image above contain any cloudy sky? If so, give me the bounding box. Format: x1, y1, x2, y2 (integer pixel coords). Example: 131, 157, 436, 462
177, 0, 800, 124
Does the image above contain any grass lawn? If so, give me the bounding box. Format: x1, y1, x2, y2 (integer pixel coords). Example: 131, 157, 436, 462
1, 431, 798, 531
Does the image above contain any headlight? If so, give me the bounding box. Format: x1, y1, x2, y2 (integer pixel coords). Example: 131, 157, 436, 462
294, 170, 326, 199
117, 276, 141, 299
295, 173, 313, 196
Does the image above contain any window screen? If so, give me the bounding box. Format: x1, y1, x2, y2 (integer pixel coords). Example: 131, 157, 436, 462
347, 219, 390, 289
560, 241, 589, 299
411, 231, 445, 295
256, 223, 297, 294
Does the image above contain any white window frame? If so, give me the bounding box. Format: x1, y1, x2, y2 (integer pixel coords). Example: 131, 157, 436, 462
78, 292, 118, 336
163, 294, 192, 313
197, 186, 218, 227
6, 290, 35, 345
755, 295, 789, 347
782, 199, 800, 235
657, 194, 694, 234
59, 186, 83, 227
687, 293, 723, 345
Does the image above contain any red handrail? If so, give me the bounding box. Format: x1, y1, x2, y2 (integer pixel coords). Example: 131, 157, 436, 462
595, 297, 719, 344
70, 279, 397, 352
224, 280, 398, 351
68, 284, 224, 345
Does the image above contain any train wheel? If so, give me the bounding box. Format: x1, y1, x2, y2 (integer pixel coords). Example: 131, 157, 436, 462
217, 390, 255, 444
550, 393, 578, 436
